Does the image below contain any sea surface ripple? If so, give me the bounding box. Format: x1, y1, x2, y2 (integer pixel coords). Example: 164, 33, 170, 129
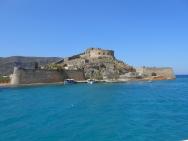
0, 76, 188, 141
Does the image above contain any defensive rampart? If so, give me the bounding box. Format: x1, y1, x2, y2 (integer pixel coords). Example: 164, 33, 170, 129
136, 67, 175, 79
11, 67, 85, 85
64, 70, 85, 81
85, 48, 114, 58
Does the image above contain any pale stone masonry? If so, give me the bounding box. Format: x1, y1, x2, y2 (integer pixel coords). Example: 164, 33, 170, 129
136, 67, 176, 80
83, 48, 115, 59
11, 67, 85, 85
10, 48, 175, 85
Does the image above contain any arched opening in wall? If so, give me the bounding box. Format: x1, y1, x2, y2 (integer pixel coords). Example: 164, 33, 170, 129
103, 53, 105, 55
98, 52, 101, 55
151, 72, 157, 76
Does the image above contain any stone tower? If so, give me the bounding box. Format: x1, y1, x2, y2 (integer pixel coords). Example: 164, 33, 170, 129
10, 67, 21, 85
84, 48, 115, 59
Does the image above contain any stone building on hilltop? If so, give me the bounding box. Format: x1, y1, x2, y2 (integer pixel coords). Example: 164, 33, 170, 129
49, 48, 135, 80
83, 48, 115, 59
9, 47, 175, 85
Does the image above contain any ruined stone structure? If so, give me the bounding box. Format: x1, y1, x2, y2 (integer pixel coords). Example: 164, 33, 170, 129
57, 48, 114, 65
57, 48, 115, 65
11, 67, 85, 85
52, 48, 135, 80
84, 48, 114, 59
9, 48, 175, 85
136, 67, 175, 80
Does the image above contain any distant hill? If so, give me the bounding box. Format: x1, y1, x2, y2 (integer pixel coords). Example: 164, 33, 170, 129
0, 56, 61, 75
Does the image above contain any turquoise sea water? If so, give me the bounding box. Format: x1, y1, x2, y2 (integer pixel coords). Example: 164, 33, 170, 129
0, 76, 188, 141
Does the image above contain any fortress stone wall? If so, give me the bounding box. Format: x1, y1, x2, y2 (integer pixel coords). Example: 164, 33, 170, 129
11, 67, 85, 85
136, 67, 175, 79
9, 47, 176, 85
56, 48, 115, 68
84, 48, 114, 59
64, 70, 85, 81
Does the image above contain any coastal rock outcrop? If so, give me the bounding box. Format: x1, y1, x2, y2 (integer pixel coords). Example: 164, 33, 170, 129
48, 48, 136, 80
7, 47, 175, 85
46, 48, 175, 81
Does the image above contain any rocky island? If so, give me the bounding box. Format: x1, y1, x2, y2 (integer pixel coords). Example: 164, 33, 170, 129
0, 48, 175, 86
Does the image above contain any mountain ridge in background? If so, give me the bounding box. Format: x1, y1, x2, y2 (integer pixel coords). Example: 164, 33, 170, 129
0, 56, 61, 75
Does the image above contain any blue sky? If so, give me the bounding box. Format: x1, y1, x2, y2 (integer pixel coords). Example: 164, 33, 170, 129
0, 0, 188, 74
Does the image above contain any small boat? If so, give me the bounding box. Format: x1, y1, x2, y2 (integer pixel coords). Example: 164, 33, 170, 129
87, 79, 96, 84
64, 79, 77, 84
148, 80, 153, 83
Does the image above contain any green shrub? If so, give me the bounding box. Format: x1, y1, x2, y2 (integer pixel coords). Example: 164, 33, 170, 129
0, 76, 10, 83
